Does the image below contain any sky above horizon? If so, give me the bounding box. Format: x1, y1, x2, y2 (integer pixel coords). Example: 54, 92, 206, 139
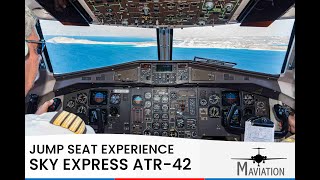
40, 19, 295, 38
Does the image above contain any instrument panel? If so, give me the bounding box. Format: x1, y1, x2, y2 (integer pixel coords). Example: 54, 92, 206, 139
63, 87, 270, 138
55, 60, 279, 139
85, 0, 242, 27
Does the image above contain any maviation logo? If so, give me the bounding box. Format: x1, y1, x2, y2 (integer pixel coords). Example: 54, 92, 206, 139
231, 147, 287, 176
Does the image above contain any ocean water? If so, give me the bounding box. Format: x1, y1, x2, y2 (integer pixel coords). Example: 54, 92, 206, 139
44, 35, 287, 75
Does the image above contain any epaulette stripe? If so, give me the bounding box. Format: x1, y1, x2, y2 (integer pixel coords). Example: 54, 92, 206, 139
66, 114, 79, 129
56, 112, 73, 127
61, 113, 77, 128
52, 111, 70, 126
73, 117, 87, 134
83, 127, 87, 134
75, 121, 86, 134
50, 110, 65, 124
68, 116, 83, 132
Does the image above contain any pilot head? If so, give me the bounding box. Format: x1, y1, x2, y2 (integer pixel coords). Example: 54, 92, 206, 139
25, 5, 42, 97
288, 112, 295, 134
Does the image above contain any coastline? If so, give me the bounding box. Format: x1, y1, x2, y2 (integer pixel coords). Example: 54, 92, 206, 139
47, 36, 287, 52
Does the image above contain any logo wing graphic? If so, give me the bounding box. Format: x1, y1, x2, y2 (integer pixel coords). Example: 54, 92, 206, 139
264, 158, 287, 160
231, 158, 253, 160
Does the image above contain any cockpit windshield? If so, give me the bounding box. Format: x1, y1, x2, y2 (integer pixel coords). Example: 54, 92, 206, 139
40, 19, 294, 75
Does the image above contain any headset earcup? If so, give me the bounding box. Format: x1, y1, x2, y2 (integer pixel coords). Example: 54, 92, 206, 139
25, 41, 29, 56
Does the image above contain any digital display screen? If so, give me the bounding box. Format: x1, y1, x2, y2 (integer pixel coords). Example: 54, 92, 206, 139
222, 109, 241, 126
90, 91, 108, 105
222, 91, 240, 106
178, 63, 187, 68
132, 95, 143, 106
141, 63, 151, 69
156, 65, 172, 72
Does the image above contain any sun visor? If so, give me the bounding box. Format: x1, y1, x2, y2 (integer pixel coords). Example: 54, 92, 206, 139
34, 0, 92, 26
237, 0, 295, 27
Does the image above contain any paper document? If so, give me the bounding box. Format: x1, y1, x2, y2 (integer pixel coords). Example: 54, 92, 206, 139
244, 121, 274, 142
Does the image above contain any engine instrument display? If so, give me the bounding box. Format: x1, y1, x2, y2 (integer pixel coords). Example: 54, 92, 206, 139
90, 91, 108, 105
156, 65, 172, 72
222, 91, 240, 106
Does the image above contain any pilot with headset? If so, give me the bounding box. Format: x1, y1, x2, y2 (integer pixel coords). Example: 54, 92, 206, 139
282, 112, 295, 142
25, 5, 95, 135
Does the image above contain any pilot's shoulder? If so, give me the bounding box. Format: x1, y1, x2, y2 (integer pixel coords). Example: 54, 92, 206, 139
50, 110, 87, 134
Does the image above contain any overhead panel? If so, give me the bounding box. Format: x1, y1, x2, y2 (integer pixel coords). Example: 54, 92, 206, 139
84, 0, 242, 28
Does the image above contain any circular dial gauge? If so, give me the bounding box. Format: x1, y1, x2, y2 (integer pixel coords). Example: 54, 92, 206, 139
152, 122, 160, 130
77, 105, 87, 114
153, 113, 160, 119
110, 94, 121, 105
66, 100, 75, 108
110, 106, 119, 117
161, 122, 169, 130
153, 95, 161, 102
145, 101, 152, 108
244, 108, 254, 116
243, 94, 254, 105
205, 2, 214, 10
162, 131, 168, 136
176, 119, 184, 128
169, 129, 178, 137
77, 93, 87, 104
153, 104, 160, 110
225, 3, 234, 12
208, 106, 220, 118
162, 104, 169, 112
257, 101, 265, 109
162, 95, 169, 103
200, 99, 208, 106
170, 92, 177, 99
162, 113, 169, 119
209, 94, 220, 104
145, 92, 152, 99
145, 109, 151, 116
143, 129, 151, 135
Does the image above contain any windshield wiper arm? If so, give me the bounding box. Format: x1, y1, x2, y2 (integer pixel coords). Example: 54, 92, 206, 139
194, 56, 237, 68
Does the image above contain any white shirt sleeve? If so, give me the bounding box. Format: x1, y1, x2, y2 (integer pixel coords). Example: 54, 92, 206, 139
25, 112, 95, 136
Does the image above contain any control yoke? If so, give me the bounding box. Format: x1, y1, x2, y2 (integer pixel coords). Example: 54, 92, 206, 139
224, 104, 288, 138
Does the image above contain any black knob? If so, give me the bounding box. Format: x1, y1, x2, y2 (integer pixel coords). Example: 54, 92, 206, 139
47, 98, 62, 112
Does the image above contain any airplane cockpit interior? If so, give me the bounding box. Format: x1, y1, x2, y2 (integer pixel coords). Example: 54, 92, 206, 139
25, 0, 295, 141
